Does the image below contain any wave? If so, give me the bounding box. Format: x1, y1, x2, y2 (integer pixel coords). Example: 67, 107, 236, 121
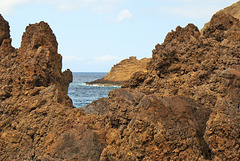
70, 82, 120, 88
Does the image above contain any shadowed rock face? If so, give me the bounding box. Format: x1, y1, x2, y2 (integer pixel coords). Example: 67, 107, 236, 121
0, 15, 10, 46
1, 2, 240, 161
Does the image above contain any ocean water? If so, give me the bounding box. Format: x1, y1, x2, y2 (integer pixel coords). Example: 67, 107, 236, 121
68, 72, 119, 108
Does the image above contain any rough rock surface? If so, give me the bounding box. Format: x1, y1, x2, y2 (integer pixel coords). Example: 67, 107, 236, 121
201, 1, 240, 34
0, 15, 10, 46
219, 1, 240, 19
87, 56, 150, 86
204, 66, 240, 161
1, 2, 240, 161
0, 18, 103, 160
87, 8, 240, 161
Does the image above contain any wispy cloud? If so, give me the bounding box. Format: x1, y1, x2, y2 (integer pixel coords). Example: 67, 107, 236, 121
0, 0, 122, 14
106, 9, 133, 23
63, 55, 84, 61
160, 4, 219, 19
158, 0, 238, 19
36, 0, 121, 13
0, 0, 29, 15
117, 9, 133, 22
93, 55, 123, 62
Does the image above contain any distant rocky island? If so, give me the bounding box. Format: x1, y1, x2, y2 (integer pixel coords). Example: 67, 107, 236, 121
86, 56, 151, 86
0, 1, 239, 160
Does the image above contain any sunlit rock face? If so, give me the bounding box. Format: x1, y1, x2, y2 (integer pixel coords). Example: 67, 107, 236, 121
87, 56, 151, 86
0, 1, 240, 160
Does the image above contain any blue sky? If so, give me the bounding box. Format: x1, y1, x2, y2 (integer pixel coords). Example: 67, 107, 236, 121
1, 0, 238, 72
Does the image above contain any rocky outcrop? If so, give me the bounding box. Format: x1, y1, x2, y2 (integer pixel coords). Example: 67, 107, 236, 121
123, 11, 240, 108
0, 15, 10, 46
86, 7, 240, 161
0, 17, 104, 160
1, 1, 240, 160
201, 1, 240, 34
204, 66, 240, 160
217, 1, 240, 20
87, 56, 150, 86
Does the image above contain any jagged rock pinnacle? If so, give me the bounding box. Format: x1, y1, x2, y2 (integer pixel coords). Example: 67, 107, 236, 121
0, 14, 10, 46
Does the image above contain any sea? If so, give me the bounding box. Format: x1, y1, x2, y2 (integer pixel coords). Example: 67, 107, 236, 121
68, 72, 119, 108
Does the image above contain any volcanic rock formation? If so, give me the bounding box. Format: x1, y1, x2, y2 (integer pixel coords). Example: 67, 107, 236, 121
0, 1, 240, 161
87, 56, 150, 86
201, 1, 240, 34
0, 18, 103, 160
87, 6, 240, 161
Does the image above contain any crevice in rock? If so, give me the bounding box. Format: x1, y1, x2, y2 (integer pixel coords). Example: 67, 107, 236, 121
197, 132, 213, 160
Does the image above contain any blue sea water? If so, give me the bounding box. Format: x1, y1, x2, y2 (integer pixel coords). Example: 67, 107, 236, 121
68, 72, 119, 108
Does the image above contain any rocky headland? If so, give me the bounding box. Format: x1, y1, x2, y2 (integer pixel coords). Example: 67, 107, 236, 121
87, 56, 150, 86
0, 1, 240, 161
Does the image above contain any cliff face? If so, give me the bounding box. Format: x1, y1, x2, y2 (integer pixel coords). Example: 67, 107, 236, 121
87, 56, 151, 86
1, 2, 240, 161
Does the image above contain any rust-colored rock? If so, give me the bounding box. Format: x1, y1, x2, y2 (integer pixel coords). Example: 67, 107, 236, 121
1, 1, 240, 161
204, 66, 240, 161
0, 15, 104, 160
88, 5, 240, 161
87, 56, 150, 86
220, 1, 240, 20
90, 90, 212, 160
201, 1, 240, 35
0, 14, 10, 46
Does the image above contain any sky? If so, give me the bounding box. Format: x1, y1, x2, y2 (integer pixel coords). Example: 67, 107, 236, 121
1, 0, 239, 72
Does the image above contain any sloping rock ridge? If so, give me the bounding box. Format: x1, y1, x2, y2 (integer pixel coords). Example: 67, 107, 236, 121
0, 2, 240, 161
87, 56, 151, 86
201, 1, 240, 34
219, 1, 240, 19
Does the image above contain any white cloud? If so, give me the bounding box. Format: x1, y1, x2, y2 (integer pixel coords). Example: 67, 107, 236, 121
36, 0, 121, 12
170, 0, 237, 3
117, 9, 133, 22
106, 9, 133, 23
158, 0, 238, 19
63, 55, 84, 61
0, 0, 29, 15
161, 4, 219, 19
93, 55, 123, 62
57, 3, 79, 11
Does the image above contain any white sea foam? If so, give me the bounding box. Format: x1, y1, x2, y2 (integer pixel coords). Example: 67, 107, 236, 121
82, 83, 120, 88
68, 72, 120, 108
